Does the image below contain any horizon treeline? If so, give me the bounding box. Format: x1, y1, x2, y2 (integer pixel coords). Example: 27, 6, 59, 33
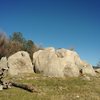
0, 32, 100, 67
0, 32, 42, 60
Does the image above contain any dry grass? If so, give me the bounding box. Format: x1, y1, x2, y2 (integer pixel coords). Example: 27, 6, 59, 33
0, 73, 100, 100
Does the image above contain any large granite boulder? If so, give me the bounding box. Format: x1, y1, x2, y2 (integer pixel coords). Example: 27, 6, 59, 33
33, 47, 96, 77
8, 51, 34, 76
33, 47, 65, 77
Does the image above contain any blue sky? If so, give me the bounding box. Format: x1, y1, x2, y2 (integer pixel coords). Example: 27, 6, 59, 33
0, 0, 100, 65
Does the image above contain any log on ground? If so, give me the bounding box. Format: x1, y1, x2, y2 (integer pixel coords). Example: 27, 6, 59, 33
11, 82, 38, 92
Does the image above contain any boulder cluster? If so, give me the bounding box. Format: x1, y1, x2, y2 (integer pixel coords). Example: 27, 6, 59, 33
33, 47, 96, 77
0, 47, 96, 78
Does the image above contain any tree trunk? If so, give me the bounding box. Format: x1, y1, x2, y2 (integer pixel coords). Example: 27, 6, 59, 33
11, 82, 38, 92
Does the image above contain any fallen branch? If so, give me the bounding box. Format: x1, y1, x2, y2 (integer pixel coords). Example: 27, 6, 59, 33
11, 82, 38, 92
0, 68, 38, 92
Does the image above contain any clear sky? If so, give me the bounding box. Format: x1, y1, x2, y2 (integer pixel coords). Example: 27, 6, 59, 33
0, 0, 100, 65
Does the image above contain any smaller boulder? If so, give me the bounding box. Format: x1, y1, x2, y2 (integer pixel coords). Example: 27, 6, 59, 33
94, 68, 100, 73
8, 51, 34, 76
81, 62, 96, 76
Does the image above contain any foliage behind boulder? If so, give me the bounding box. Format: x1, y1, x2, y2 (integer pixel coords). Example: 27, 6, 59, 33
0, 32, 41, 60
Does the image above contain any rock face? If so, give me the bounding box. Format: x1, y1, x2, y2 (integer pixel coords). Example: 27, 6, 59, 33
8, 51, 33, 76
33, 47, 96, 77
64, 63, 80, 77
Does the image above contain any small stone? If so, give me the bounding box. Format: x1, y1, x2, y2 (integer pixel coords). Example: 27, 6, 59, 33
0, 85, 3, 90
76, 95, 80, 98
82, 75, 91, 81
